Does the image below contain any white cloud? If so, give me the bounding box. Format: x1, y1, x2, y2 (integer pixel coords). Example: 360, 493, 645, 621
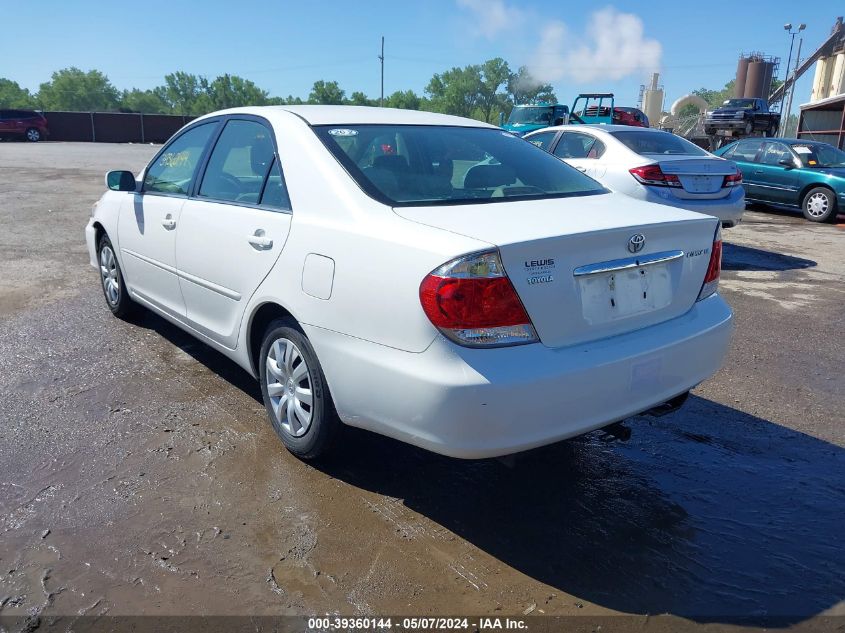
527, 8, 662, 83
456, 0, 524, 39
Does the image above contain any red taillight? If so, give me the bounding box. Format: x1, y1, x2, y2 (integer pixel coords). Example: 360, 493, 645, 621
722, 171, 742, 187
629, 164, 682, 187
419, 250, 538, 347
697, 226, 722, 301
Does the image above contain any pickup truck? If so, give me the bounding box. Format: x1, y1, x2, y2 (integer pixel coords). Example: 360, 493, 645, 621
704, 98, 781, 138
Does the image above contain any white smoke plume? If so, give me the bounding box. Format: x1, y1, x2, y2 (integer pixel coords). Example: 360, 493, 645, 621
528, 8, 662, 83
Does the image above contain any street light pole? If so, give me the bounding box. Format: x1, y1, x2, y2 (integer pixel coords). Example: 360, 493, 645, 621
379, 36, 385, 107
783, 36, 804, 138
779, 22, 805, 136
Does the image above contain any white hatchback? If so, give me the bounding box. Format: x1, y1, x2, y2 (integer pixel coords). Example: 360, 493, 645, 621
524, 125, 746, 227
86, 106, 733, 460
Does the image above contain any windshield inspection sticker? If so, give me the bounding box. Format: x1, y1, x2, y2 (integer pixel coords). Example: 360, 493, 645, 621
794, 146, 812, 154
525, 258, 555, 285
328, 128, 358, 137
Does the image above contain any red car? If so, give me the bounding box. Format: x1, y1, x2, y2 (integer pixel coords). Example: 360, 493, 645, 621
613, 107, 650, 127
0, 109, 49, 142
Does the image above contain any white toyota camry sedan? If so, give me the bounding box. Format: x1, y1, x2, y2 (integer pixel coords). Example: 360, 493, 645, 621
523, 125, 746, 228
85, 106, 733, 460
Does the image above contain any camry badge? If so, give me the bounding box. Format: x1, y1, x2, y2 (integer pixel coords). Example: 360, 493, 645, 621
627, 233, 646, 253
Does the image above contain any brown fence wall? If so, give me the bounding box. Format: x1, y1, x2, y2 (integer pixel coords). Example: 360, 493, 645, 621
43, 112, 193, 144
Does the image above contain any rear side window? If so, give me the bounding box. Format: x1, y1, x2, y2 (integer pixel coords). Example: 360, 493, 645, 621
144, 123, 217, 195
315, 124, 606, 207
731, 140, 765, 162
259, 158, 292, 210
199, 119, 276, 205
554, 132, 606, 159
612, 130, 708, 156
525, 131, 557, 151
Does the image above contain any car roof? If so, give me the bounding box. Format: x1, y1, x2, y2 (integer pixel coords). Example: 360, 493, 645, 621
193, 105, 497, 128
525, 124, 664, 136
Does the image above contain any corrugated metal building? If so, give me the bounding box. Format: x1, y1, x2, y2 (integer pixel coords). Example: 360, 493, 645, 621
797, 94, 845, 149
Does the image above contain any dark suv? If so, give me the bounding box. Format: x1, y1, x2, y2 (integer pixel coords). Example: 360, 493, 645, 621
0, 109, 49, 142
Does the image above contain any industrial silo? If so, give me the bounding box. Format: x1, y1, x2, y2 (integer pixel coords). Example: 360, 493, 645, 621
642, 73, 664, 127
743, 58, 776, 99
812, 57, 831, 101
735, 56, 750, 98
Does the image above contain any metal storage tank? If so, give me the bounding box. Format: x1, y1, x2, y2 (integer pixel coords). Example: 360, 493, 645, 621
743, 60, 776, 99
735, 57, 750, 98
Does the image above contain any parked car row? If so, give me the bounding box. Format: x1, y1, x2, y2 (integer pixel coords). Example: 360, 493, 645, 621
87, 105, 732, 460
523, 124, 843, 225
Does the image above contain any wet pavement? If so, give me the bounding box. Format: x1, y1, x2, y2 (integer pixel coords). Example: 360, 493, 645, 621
1, 143, 844, 630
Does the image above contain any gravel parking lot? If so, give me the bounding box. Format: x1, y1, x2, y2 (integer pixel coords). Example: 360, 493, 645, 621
1, 143, 844, 629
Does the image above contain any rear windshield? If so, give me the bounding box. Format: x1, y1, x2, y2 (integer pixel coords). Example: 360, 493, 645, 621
612, 130, 709, 157
314, 124, 607, 207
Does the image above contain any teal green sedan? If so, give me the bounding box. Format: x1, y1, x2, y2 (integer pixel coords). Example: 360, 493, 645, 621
714, 138, 845, 223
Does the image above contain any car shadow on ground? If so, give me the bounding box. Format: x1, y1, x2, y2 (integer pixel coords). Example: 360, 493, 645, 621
315, 396, 845, 626
722, 242, 816, 272
132, 310, 845, 626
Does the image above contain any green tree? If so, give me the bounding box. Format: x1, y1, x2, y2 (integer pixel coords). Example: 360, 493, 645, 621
207, 74, 268, 110
693, 80, 736, 109
426, 65, 483, 119
348, 91, 374, 106
120, 88, 170, 113
309, 80, 345, 105
161, 71, 207, 115
385, 90, 421, 110
0, 79, 37, 109
477, 58, 511, 123
37, 67, 120, 111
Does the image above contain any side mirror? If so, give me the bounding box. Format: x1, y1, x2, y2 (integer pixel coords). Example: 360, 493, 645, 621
778, 158, 795, 169
106, 170, 137, 191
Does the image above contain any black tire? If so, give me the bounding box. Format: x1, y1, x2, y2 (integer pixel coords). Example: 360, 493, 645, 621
801, 187, 838, 223
258, 318, 341, 460
25, 127, 41, 142
97, 234, 137, 318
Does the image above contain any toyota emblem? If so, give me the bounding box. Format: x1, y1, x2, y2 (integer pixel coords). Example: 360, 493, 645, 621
627, 233, 645, 253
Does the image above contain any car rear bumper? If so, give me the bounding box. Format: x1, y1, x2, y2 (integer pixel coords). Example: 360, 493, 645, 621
635, 186, 745, 227
85, 219, 98, 267
307, 294, 733, 459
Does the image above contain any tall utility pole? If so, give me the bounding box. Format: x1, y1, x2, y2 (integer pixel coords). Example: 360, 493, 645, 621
379, 36, 385, 107
782, 36, 804, 138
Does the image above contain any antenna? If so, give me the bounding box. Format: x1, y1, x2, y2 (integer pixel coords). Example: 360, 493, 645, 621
379, 36, 385, 107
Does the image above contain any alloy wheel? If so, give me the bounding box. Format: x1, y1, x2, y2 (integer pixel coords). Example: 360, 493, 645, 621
99, 245, 120, 305
265, 338, 313, 437
26, 129, 40, 142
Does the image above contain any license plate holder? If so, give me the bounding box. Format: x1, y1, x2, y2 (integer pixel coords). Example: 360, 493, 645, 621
578, 264, 673, 325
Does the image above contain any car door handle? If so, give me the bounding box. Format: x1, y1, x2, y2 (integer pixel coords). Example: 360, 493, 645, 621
247, 230, 273, 250
575, 166, 587, 172
161, 214, 176, 230
753, 170, 763, 174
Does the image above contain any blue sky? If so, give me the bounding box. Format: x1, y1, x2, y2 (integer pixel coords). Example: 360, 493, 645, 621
2, 0, 841, 110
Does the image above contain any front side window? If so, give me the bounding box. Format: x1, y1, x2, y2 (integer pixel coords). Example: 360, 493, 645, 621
199, 119, 276, 204
143, 123, 217, 195
760, 142, 794, 166
525, 131, 557, 151
554, 132, 605, 159
612, 130, 708, 157
314, 125, 606, 207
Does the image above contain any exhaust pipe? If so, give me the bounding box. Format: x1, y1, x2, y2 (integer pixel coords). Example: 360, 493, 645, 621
643, 391, 690, 417
601, 422, 632, 442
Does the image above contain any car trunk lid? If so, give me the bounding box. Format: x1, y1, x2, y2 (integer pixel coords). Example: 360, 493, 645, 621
395, 193, 719, 348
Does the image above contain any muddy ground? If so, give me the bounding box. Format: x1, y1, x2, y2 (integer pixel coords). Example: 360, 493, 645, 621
1, 143, 844, 630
